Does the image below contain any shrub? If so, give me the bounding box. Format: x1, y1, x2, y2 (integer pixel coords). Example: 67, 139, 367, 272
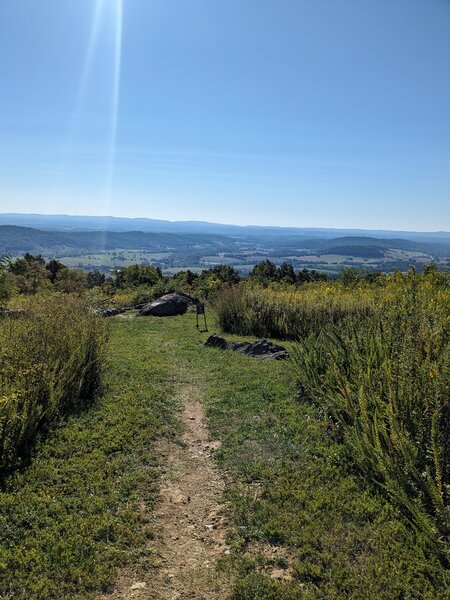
0, 256, 11, 308
115, 264, 162, 288
55, 267, 87, 293
0, 295, 107, 472
293, 270, 450, 555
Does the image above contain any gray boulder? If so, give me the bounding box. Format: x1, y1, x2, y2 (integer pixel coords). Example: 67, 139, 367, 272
204, 333, 229, 349
231, 339, 288, 359
229, 341, 249, 352
139, 293, 191, 317
205, 333, 288, 359
176, 292, 197, 305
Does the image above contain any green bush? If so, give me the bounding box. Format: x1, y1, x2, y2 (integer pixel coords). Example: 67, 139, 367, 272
0, 296, 107, 472
293, 271, 450, 557
115, 264, 162, 288
0, 256, 11, 308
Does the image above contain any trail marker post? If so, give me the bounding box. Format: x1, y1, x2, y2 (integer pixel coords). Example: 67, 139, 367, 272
196, 301, 208, 332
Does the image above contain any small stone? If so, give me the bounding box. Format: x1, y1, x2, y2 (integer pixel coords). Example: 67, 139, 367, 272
270, 569, 292, 581
130, 582, 146, 590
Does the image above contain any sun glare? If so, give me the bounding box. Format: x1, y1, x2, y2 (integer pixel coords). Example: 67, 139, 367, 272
69, 0, 123, 212
107, 0, 123, 202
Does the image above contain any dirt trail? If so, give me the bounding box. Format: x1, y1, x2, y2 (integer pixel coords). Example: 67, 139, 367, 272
98, 381, 231, 600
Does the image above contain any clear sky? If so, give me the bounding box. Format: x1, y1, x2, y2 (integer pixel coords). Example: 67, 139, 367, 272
0, 0, 448, 230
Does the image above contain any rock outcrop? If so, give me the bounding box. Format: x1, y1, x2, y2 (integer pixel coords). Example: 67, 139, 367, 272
204, 334, 288, 360
139, 293, 194, 317
231, 339, 288, 359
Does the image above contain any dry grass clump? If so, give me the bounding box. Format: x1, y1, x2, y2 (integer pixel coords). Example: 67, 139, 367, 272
213, 281, 375, 339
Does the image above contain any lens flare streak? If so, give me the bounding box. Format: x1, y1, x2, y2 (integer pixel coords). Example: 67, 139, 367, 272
69, 0, 123, 212
77, 0, 105, 114
106, 0, 123, 202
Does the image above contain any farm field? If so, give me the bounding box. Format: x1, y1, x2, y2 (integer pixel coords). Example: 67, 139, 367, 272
56, 248, 439, 275
56, 251, 171, 270
1, 305, 448, 599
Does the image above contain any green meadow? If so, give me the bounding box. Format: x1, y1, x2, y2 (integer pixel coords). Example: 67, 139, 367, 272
1, 267, 448, 599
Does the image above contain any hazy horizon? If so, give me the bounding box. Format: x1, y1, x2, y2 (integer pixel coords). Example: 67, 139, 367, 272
1, 211, 450, 235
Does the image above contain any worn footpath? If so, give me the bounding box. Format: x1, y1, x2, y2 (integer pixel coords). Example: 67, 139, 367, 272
97, 370, 231, 600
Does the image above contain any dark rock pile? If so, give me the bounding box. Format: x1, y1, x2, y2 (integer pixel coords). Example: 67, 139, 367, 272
102, 308, 124, 317
93, 307, 125, 318
204, 333, 288, 360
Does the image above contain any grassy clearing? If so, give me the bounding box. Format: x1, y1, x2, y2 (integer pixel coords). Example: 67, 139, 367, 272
0, 317, 179, 599
118, 312, 449, 597
1, 308, 448, 598
57, 251, 170, 269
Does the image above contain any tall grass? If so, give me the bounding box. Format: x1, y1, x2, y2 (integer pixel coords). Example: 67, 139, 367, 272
214, 272, 450, 557
213, 281, 374, 339
293, 271, 449, 557
0, 295, 107, 473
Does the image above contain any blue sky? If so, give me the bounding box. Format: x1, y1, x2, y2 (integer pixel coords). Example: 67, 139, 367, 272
0, 0, 448, 230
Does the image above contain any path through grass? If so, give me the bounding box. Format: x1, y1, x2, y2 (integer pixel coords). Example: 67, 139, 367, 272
1, 311, 448, 599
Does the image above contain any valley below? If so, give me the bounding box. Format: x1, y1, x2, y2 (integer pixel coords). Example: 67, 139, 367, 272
1, 214, 449, 276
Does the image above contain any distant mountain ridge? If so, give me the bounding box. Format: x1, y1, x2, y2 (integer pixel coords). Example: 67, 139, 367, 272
0, 225, 231, 254
0, 213, 449, 243
1, 224, 449, 260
